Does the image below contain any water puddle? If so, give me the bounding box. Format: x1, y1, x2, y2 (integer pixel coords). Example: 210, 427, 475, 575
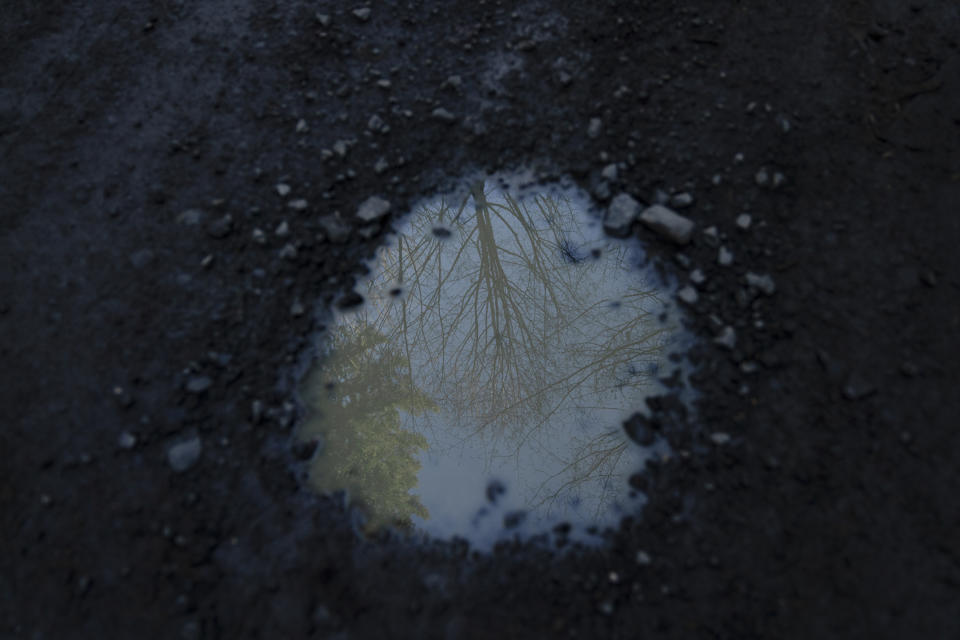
298, 173, 692, 550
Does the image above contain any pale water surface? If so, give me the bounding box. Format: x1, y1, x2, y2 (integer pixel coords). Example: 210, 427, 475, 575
299, 174, 690, 549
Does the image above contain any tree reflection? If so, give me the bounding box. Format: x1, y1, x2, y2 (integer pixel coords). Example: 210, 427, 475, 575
300, 180, 673, 533
300, 324, 435, 530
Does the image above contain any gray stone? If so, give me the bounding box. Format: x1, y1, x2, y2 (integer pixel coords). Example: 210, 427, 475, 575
252, 228, 267, 244
206, 214, 232, 239
279, 243, 298, 260
352, 7, 371, 21
332, 140, 349, 157
373, 157, 389, 174
702, 225, 720, 247
117, 431, 137, 450
129, 249, 155, 269
176, 209, 206, 226
677, 285, 699, 305
318, 216, 351, 243
735, 213, 752, 230
356, 196, 391, 222
185, 376, 212, 393
601, 163, 618, 181
275, 183, 291, 197
745, 272, 776, 295
290, 300, 305, 317
287, 199, 308, 211
689, 268, 706, 285
639, 204, 695, 245
714, 326, 736, 350
314, 12, 331, 26
635, 550, 652, 566
274, 221, 289, 237
710, 432, 731, 445
367, 114, 384, 131
669, 192, 694, 208
295, 118, 309, 133
167, 436, 202, 473
431, 107, 456, 123
755, 168, 769, 186
604, 193, 641, 237
717, 246, 734, 266
587, 117, 602, 138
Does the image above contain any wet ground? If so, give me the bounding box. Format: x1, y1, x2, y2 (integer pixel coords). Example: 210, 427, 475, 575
2, 1, 959, 638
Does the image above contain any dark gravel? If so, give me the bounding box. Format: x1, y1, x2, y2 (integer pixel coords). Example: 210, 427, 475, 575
2, 1, 959, 638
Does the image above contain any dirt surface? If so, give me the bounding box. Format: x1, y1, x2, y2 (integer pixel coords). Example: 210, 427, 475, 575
3, 1, 959, 638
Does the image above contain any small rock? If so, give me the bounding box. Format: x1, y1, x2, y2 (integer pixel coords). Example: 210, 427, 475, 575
295, 118, 309, 133
336, 291, 365, 309
252, 228, 267, 244
677, 285, 699, 305
689, 268, 706, 285
601, 163, 618, 182
503, 511, 526, 529
635, 550, 652, 566
167, 436, 202, 473
352, 7, 371, 21
176, 209, 206, 226
701, 225, 720, 247
200, 254, 214, 269
356, 196, 391, 222
290, 300, 305, 317
843, 375, 876, 401
185, 376, 212, 394
118, 431, 137, 450
251, 400, 264, 424
587, 117, 602, 138
431, 107, 456, 123
772, 172, 786, 188
287, 198, 308, 211
486, 480, 506, 503
276, 183, 292, 197
639, 204, 695, 245
279, 243, 298, 260
443, 75, 463, 90
314, 12, 331, 26
367, 114, 384, 131
745, 272, 776, 295
129, 249, 155, 269
623, 413, 657, 446
735, 213, 752, 230
593, 180, 611, 201
318, 216, 351, 243
755, 168, 769, 186
710, 432, 731, 445
714, 326, 736, 350
604, 193, 641, 237
669, 192, 694, 208
717, 246, 734, 266
206, 214, 232, 239
373, 157, 389, 174
275, 221, 289, 237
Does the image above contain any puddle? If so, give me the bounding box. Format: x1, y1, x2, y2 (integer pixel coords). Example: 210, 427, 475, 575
298, 173, 692, 550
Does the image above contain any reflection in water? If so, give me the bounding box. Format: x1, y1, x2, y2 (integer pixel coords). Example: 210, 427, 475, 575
299, 176, 686, 548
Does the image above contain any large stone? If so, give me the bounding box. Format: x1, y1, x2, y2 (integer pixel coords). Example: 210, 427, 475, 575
639, 205, 694, 245
604, 193, 641, 237
356, 196, 391, 222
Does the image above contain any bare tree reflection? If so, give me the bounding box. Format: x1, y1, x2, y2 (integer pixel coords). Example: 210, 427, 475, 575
301, 181, 674, 530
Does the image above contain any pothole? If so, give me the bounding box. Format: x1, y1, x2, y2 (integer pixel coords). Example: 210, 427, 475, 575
298, 172, 694, 550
